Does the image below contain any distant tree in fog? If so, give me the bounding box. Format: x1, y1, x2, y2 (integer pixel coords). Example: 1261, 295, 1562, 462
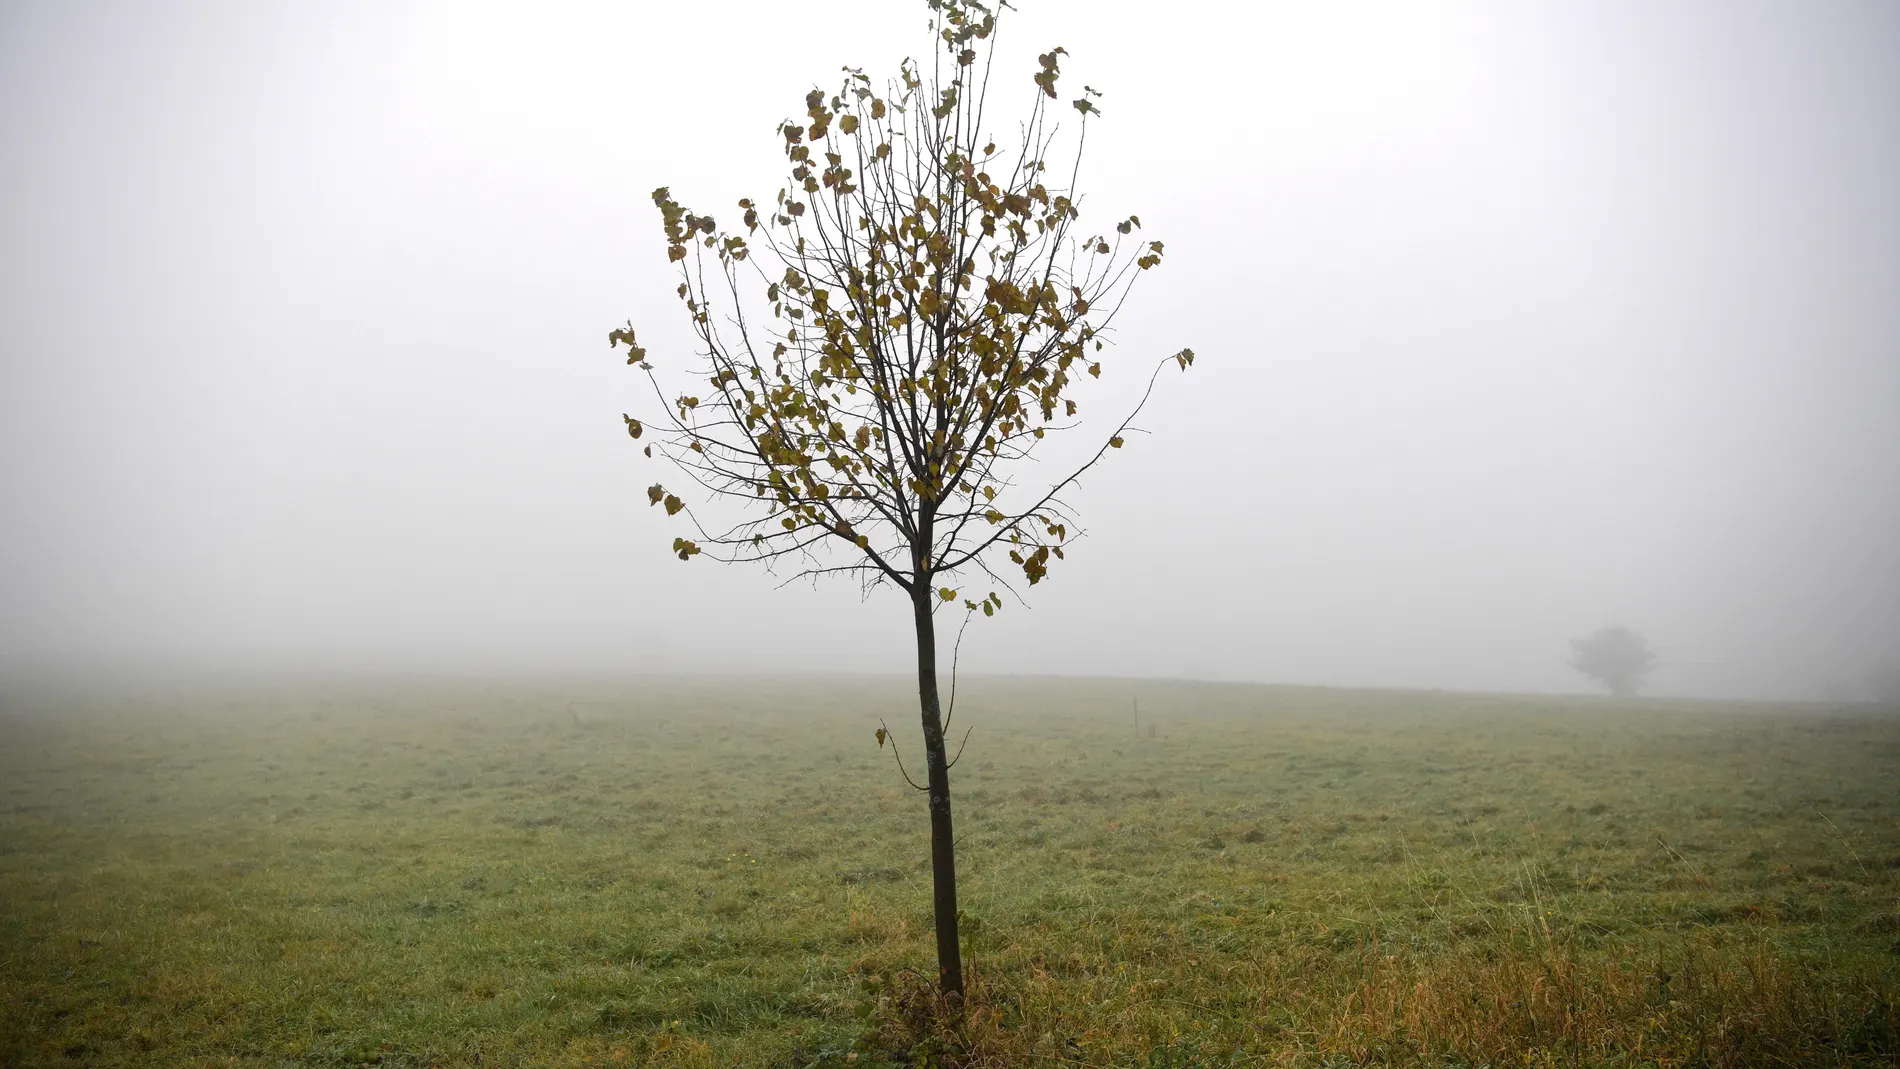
1569, 625, 1658, 697
1872, 664, 1900, 705
606, 0, 1191, 1001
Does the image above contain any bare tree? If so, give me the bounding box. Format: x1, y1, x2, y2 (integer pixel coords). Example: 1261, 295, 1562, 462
1569, 625, 1659, 698
609, 0, 1191, 998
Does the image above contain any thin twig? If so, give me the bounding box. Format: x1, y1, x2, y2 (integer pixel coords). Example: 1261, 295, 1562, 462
878, 717, 930, 792
946, 724, 976, 770
943, 606, 975, 733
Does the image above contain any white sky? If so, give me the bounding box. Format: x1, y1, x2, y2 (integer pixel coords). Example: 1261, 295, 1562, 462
3, 0, 1897, 699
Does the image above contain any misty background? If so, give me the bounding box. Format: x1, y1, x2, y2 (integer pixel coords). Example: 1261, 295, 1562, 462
2, 1, 1896, 700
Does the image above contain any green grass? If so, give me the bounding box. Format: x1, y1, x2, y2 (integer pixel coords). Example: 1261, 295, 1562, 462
2, 676, 1896, 1067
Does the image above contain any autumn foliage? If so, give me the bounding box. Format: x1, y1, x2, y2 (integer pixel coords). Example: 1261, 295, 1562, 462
611, 0, 1190, 603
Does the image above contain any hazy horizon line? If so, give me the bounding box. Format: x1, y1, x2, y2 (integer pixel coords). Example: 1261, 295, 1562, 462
1, 665, 1885, 710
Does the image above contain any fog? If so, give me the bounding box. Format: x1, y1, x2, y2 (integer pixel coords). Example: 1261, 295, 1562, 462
3, 0, 1896, 700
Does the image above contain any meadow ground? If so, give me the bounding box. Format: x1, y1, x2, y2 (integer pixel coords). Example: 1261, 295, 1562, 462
1, 676, 1896, 1068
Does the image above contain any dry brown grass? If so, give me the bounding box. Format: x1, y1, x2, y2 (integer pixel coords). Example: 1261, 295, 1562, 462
856, 932, 1896, 1067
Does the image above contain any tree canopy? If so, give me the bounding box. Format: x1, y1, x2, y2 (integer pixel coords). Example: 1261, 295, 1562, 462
611, 0, 1190, 610
1569, 625, 1658, 698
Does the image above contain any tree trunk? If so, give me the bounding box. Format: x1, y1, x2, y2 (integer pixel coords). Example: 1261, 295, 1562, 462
911, 585, 964, 999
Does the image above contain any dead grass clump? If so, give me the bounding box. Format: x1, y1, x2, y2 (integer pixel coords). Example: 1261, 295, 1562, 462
1307, 937, 1896, 1066
841, 938, 1897, 1068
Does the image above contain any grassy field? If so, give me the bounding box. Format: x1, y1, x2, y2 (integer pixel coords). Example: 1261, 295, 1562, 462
2, 676, 1896, 1068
